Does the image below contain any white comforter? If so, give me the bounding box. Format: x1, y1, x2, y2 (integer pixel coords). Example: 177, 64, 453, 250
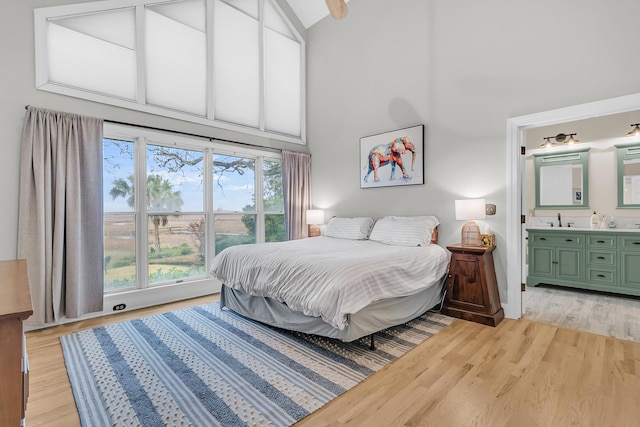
210, 237, 450, 330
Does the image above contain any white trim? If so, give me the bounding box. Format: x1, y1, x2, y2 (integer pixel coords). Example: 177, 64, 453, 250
37, 82, 306, 145
505, 92, 640, 319
25, 279, 219, 331
259, 0, 266, 132
135, 5, 146, 104
104, 279, 220, 313
206, 0, 215, 121
134, 136, 148, 289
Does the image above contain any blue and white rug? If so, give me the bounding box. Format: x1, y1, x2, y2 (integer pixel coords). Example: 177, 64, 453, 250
61, 302, 452, 427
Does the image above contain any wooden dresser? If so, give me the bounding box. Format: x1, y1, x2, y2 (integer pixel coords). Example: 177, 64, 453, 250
0, 260, 33, 426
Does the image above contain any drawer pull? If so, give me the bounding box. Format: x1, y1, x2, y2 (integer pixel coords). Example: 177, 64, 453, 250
633, 242, 640, 245
597, 240, 605, 243
565, 239, 573, 242
539, 237, 547, 241
597, 256, 606, 260
597, 274, 606, 278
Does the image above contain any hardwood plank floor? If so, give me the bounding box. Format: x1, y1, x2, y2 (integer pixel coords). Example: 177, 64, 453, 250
25, 295, 640, 426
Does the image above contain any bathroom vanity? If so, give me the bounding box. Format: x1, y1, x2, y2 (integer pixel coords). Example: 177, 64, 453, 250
527, 228, 640, 296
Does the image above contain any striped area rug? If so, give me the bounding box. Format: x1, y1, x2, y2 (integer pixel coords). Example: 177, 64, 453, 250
61, 302, 452, 427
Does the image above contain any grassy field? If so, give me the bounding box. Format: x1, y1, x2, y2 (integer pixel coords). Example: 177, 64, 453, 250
103, 213, 249, 290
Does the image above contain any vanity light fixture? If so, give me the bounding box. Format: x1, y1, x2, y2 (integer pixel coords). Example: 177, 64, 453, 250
540, 133, 579, 148
540, 137, 554, 148
626, 123, 640, 137
563, 134, 579, 145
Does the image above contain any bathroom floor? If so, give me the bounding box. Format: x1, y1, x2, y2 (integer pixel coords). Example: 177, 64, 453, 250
524, 284, 640, 343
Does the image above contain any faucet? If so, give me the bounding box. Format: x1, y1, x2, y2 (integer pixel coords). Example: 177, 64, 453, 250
557, 213, 562, 227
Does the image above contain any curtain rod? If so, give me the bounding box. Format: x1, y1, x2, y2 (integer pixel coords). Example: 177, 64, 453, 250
25, 105, 282, 153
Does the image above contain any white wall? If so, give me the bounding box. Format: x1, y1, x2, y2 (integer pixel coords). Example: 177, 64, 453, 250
305, 0, 640, 306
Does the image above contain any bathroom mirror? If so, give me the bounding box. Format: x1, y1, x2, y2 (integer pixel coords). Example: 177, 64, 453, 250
617, 143, 640, 208
534, 148, 590, 209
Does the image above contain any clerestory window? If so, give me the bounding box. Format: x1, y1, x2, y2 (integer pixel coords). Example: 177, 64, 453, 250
34, 0, 305, 144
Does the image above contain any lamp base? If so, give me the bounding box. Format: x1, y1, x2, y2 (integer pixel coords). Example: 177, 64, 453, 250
308, 224, 321, 237
461, 221, 481, 246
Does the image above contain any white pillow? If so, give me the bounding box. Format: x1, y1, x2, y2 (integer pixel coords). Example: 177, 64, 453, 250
369, 216, 439, 246
325, 217, 375, 240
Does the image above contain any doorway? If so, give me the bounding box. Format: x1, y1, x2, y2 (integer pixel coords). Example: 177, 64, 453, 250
505, 92, 640, 320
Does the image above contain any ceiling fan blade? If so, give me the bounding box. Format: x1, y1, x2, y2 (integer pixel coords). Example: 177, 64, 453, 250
325, 0, 348, 19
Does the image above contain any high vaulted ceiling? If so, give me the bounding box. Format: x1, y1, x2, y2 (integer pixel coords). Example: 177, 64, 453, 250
286, 0, 350, 28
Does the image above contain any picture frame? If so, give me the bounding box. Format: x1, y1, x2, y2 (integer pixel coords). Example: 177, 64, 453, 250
360, 124, 424, 189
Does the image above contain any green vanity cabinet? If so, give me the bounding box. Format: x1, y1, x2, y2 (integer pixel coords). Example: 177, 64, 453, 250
527, 229, 640, 297
528, 231, 584, 284
585, 233, 617, 288
620, 234, 640, 290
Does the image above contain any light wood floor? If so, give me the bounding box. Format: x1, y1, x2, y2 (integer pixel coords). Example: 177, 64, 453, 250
25, 295, 640, 427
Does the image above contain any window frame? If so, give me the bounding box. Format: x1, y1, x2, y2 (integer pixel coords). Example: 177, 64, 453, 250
34, 0, 306, 145
104, 122, 283, 294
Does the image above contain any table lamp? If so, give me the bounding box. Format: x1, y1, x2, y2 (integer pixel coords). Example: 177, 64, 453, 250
455, 199, 486, 246
306, 209, 324, 237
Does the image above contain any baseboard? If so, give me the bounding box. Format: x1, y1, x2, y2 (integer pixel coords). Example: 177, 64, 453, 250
26, 279, 221, 331
502, 302, 518, 319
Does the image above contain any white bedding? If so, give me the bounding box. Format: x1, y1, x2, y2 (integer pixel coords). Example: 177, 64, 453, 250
210, 237, 450, 330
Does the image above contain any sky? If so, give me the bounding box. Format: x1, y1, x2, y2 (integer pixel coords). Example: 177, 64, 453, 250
103, 139, 257, 213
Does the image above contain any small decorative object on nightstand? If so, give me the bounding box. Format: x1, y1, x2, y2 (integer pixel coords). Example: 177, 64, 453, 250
480, 234, 495, 247
441, 244, 504, 326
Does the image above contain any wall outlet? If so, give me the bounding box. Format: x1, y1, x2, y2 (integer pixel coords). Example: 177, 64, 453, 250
485, 204, 497, 215
113, 303, 126, 311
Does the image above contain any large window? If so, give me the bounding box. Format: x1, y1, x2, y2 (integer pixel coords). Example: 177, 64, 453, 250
34, 0, 305, 144
103, 123, 285, 293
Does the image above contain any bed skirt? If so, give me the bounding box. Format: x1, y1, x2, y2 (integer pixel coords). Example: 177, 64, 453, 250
220, 275, 446, 342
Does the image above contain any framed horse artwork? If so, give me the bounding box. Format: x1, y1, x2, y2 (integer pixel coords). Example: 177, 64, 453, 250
360, 124, 425, 189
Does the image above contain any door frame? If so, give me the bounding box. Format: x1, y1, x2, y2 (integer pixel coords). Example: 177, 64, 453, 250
505, 92, 640, 319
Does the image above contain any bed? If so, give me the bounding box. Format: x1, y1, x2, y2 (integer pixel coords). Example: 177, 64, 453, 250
210, 215, 450, 343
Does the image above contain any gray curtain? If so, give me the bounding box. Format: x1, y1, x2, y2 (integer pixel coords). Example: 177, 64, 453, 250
282, 150, 312, 240
18, 107, 104, 326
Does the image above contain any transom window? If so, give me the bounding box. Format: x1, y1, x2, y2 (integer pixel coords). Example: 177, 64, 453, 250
34, 0, 305, 144
103, 123, 285, 293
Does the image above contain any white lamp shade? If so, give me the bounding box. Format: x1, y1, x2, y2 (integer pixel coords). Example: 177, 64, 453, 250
455, 199, 486, 221
306, 209, 324, 225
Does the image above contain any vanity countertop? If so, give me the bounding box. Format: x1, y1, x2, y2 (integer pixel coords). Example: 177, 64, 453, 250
526, 227, 640, 233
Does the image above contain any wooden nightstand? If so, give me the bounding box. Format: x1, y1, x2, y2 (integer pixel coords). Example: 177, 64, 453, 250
441, 244, 504, 326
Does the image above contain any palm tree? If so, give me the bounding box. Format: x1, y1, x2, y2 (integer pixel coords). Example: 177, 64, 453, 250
110, 174, 184, 253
